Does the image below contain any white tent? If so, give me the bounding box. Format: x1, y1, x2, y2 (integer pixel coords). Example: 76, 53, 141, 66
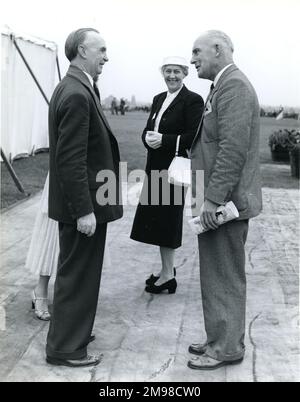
1, 27, 57, 161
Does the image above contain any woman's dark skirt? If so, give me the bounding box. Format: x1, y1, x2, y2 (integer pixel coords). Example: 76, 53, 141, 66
130, 174, 186, 249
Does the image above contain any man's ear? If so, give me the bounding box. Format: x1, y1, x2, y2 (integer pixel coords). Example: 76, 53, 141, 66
77, 44, 86, 59
215, 44, 220, 57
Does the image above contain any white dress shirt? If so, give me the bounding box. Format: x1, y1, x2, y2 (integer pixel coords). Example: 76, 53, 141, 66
83, 71, 94, 87
154, 85, 183, 132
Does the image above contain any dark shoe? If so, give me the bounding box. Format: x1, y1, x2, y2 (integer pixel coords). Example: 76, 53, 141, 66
145, 274, 159, 286
188, 343, 207, 356
187, 354, 244, 371
145, 268, 177, 286
46, 354, 101, 368
145, 278, 177, 294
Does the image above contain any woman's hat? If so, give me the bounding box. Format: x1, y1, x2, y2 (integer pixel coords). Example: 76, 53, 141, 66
160, 56, 189, 69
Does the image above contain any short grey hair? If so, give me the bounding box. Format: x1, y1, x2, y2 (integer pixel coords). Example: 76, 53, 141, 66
205, 30, 234, 53
65, 28, 99, 61
161, 65, 189, 77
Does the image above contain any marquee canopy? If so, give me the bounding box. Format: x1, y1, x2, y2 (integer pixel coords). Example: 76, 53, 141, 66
1, 27, 58, 160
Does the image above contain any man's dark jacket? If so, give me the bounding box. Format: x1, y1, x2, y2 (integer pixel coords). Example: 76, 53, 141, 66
48, 65, 123, 224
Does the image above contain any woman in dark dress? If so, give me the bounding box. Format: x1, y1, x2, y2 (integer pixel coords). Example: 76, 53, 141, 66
130, 56, 204, 294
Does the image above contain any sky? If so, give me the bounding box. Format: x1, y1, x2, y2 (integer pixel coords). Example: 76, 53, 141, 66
2, 0, 300, 107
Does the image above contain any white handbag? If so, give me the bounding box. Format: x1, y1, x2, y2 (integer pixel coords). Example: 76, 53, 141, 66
168, 136, 191, 187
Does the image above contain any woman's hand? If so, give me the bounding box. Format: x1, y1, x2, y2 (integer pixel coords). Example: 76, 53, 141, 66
145, 131, 162, 149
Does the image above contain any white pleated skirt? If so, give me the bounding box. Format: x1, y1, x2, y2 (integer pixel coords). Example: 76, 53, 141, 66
25, 173, 111, 277
25, 173, 59, 276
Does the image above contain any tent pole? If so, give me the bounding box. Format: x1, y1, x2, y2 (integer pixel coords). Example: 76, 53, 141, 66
1, 148, 29, 195
12, 36, 50, 106
4, 34, 49, 196
56, 54, 62, 81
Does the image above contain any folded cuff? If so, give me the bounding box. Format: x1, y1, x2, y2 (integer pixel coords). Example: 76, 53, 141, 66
204, 345, 245, 362
46, 344, 87, 360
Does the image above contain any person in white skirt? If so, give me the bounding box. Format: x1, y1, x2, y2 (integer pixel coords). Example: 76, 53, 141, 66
26, 173, 111, 321
25, 173, 58, 320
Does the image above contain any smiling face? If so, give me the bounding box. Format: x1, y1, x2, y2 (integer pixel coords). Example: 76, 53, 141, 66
162, 65, 186, 93
80, 32, 108, 78
191, 36, 217, 81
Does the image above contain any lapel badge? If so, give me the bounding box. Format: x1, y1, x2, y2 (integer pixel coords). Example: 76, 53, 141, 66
204, 100, 212, 116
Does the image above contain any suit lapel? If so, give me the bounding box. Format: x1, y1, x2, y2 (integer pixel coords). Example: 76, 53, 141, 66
67, 66, 113, 135
90, 90, 112, 132
191, 88, 215, 147
160, 85, 187, 118
191, 64, 238, 148
149, 93, 166, 130
165, 85, 187, 112
155, 93, 167, 115
151, 85, 187, 130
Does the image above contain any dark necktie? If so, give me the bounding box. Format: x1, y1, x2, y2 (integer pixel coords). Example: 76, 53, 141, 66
194, 83, 215, 139
93, 82, 101, 103
207, 83, 215, 100
204, 83, 215, 107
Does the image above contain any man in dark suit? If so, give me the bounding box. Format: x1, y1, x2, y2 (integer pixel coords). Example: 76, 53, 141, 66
46, 28, 123, 367
188, 30, 262, 370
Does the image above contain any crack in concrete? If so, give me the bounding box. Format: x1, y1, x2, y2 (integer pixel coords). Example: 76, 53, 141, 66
0, 289, 19, 306
175, 257, 188, 269
145, 293, 154, 310
107, 331, 130, 382
248, 313, 261, 383
173, 251, 199, 365
147, 356, 174, 381
5, 323, 46, 380
247, 221, 266, 271
173, 320, 185, 365
89, 354, 104, 382
106, 293, 151, 381
175, 250, 197, 271
0, 240, 31, 258
248, 245, 258, 270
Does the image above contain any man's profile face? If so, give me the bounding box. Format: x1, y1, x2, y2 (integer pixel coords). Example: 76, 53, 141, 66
81, 32, 108, 78
191, 37, 216, 80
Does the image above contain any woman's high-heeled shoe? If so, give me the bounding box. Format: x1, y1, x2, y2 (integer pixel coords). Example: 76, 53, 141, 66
145, 268, 177, 286
145, 278, 177, 294
145, 274, 159, 286
31, 290, 51, 321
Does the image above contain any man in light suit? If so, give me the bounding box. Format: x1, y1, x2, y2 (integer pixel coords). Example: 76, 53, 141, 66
46, 28, 123, 367
188, 30, 262, 370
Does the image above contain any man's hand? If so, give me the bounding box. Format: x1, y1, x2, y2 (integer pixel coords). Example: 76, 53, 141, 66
200, 199, 220, 231
77, 212, 96, 237
145, 131, 162, 149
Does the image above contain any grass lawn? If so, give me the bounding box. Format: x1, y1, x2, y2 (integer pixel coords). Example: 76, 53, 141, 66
107, 111, 148, 172
1, 151, 49, 210
1, 113, 299, 210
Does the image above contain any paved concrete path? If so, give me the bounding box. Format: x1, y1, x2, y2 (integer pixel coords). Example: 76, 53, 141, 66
0, 185, 299, 382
